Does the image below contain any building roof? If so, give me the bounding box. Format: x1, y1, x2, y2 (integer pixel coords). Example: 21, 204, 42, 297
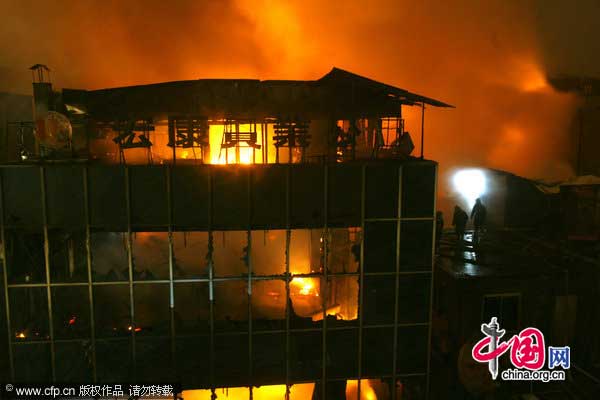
435, 230, 574, 281
318, 67, 453, 108
61, 67, 453, 121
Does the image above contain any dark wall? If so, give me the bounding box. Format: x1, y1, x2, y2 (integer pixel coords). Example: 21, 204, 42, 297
504, 174, 549, 229
0, 161, 436, 232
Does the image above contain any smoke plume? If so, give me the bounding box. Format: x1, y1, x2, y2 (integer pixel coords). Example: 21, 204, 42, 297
2, 0, 598, 184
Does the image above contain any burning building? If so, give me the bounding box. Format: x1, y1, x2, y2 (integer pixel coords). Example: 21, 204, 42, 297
0, 65, 452, 399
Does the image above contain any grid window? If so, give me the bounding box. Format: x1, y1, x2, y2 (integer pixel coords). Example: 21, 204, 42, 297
132, 232, 170, 280
250, 280, 285, 331
175, 336, 210, 387
400, 220, 434, 271
134, 283, 170, 336
214, 333, 249, 386
93, 286, 130, 338
91, 232, 128, 282
252, 332, 286, 382
173, 283, 210, 334
290, 331, 322, 381
397, 275, 431, 324
362, 327, 393, 376
214, 281, 248, 333
326, 329, 358, 378
9, 287, 48, 341
52, 287, 90, 339
213, 231, 248, 278
363, 276, 395, 325
364, 222, 396, 273
0, 161, 438, 394
328, 228, 361, 274
250, 229, 286, 276
5, 232, 45, 284
172, 232, 209, 278
397, 325, 429, 374
49, 231, 87, 283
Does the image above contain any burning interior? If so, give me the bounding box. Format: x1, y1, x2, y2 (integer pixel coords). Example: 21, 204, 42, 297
0, 66, 449, 399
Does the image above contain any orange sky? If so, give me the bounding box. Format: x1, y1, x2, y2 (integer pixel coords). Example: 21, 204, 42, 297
0, 0, 592, 188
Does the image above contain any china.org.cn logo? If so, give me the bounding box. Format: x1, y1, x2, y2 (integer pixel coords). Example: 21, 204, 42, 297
471, 317, 570, 382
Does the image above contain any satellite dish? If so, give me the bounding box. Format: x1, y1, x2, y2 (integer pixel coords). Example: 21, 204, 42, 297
457, 340, 498, 396
35, 111, 72, 150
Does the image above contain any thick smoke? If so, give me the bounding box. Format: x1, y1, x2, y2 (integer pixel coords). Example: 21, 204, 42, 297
1, 0, 597, 185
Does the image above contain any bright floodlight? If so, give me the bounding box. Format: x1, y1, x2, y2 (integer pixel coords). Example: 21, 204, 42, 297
453, 169, 486, 209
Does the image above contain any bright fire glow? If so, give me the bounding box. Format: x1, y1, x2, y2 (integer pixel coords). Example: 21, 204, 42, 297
291, 276, 318, 296
208, 124, 265, 165
346, 380, 378, 400
452, 169, 486, 209
182, 383, 315, 399
182, 380, 379, 399
15, 332, 26, 339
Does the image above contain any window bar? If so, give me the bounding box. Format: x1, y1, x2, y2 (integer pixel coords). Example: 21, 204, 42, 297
0, 172, 15, 381
391, 166, 403, 400
40, 166, 56, 381
82, 166, 97, 382
425, 164, 438, 399
247, 170, 253, 400
169, 117, 176, 166
357, 165, 366, 399
166, 166, 176, 377
207, 169, 216, 399
284, 166, 291, 400
124, 166, 137, 378
321, 164, 329, 399
263, 122, 268, 164
420, 103, 425, 159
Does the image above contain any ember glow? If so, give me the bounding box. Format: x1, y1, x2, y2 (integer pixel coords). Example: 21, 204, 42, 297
290, 276, 318, 296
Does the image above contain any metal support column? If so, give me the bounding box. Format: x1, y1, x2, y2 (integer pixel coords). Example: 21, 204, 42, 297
124, 167, 136, 377
166, 166, 176, 379
247, 170, 253, 400
391, 166, 403, 400
284, 166, 291, 400
82, 167, 97, 381
0, 172, 15, 381
40, 166, 56, 381
420, 103, 425, 159
357, 165, 366, 399
321, 165, 329, 399
425, 164, 438, 400
207, 168, 216, 399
